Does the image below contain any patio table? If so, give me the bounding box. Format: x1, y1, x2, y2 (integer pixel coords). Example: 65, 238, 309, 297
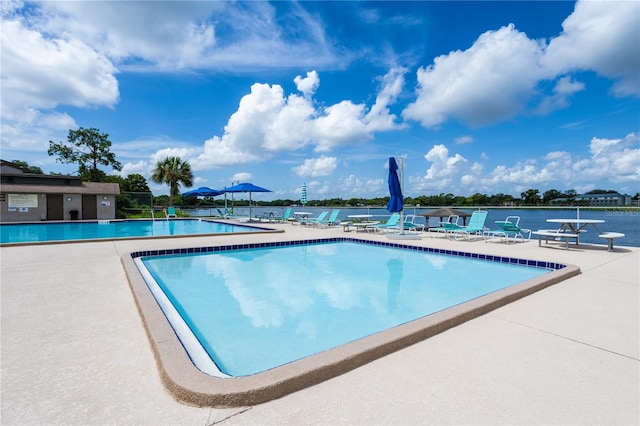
352, 221, 380, 233
547, 218, 605, 239
347, 214, 374, 221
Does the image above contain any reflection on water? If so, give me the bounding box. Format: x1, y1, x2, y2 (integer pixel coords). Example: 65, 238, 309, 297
386, 258, 403, 313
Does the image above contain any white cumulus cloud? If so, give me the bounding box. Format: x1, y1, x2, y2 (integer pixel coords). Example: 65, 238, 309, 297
403, 24, 545, 127
192, 69, 404, 169
0, 12, 118, 152
294, 71, 320, 97
543, 0, 640, 97
403, 0, 639, 129
292, 156, 338, 178
413, 132, 639, 195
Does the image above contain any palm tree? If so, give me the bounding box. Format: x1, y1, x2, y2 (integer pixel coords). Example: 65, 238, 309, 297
151, 156, 193, 206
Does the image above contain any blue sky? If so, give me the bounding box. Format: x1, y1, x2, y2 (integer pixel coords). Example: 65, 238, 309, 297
2, 1, 639, 202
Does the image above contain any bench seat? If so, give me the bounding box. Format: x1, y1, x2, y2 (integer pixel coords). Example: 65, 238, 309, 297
533, 230, 580, 250
599, 232, 625, 251
339, 221, 353, 232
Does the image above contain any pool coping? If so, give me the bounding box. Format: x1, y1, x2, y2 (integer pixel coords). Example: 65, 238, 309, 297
121, 237, 581, 407
0, 218, 283, 247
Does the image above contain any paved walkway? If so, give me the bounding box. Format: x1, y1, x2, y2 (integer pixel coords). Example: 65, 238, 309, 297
1, 223, 638, 425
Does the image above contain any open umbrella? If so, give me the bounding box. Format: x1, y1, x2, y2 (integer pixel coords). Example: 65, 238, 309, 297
182, 186, 224, 197
223, 182, 272, 219
300, 183, 307, 206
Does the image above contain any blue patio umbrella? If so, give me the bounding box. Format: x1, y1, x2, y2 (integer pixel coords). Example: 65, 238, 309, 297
223, 182, 272, 219
182, 186, 224, 197
387, 157, 403, 213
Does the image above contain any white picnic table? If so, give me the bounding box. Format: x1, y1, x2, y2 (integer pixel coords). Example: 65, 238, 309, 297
546, 218, 605, 234
534, 218, 623, 251
345, 215, 379, 232
347, 214, 373, 220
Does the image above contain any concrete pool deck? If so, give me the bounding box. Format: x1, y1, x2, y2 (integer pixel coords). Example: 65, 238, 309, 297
1, 222, 638, 424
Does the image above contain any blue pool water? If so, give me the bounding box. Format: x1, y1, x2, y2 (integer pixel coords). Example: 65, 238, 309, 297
138, 240, 555, 377
0, 219, 263, 244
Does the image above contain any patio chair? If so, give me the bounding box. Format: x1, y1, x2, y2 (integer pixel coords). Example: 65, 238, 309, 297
277, 207, 294, 222
485, 216, 532, 244
368, 213, 401, 233
316, 209, 341, 227
216, 208, 247, 220
448, 211, 488, 240
304, 211, 329, 226
428, 215, 460, 237
402, 214, 425, 232
166, 206, 177, 218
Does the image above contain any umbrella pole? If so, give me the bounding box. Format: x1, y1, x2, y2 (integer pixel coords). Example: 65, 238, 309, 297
399, 157, 405, 235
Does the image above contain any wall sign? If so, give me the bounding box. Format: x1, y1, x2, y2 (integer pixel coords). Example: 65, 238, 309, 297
8, 194, 38, 208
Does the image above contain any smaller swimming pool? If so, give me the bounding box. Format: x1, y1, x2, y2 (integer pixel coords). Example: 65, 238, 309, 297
124, 237, 580, 406
0, 219, 273, 245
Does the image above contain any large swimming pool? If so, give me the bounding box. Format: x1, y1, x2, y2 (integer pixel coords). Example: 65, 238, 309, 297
126, 237, 578, 406
0, 219, 270, 245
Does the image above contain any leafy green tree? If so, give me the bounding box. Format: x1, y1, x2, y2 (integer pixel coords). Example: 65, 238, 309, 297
466, 192, 489, 205
543, 189, 564, 204
151, 156, 193, 206
121, 174, 151, 192
520, 189, 541, 205
488, 193, 516, 206
153, 195, 171, 206
48, 127, 122, 182
11, 160, 44, 174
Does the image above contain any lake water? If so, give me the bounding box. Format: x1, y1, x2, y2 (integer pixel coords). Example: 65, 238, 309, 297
189, 206, 640, 247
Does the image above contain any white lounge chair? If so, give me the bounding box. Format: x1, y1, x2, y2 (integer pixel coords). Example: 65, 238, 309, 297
315, 210, 341, 227
368, 213, 402, 233
304, 211, 329, 226
402, 215, 425, 232
485, 216, 531, 244
428, 215, 460, 237
448, 211, 488, 240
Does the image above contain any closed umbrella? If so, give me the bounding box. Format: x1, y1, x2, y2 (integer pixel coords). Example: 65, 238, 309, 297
300, 183, 307, 206
387, 157, 403, 213
386, 157, 419, 240
387, 157, 405, 235
223, 182, 272, 219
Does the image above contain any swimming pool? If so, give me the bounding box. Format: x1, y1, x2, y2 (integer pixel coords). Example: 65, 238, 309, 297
124, 237, 579, 406
0, 219, 276, 245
